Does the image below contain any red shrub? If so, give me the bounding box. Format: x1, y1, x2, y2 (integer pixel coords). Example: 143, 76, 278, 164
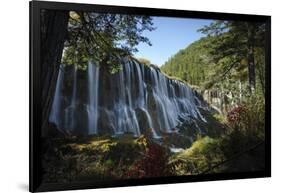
126, 143, 170, 178
227, 106, 245, 123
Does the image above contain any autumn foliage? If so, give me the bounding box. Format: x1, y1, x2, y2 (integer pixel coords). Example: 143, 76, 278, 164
126, 142, 171, 178
227, 106, 246, 123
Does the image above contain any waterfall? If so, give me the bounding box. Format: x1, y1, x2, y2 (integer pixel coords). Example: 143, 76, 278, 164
49, 60, 206, 138
64, 66, 77, 132
49, 65, 64, 129
87, 62, 99, 135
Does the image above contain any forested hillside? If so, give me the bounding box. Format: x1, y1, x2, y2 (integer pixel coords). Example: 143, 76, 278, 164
161, 21, 266, 99
161, 37, 214, 86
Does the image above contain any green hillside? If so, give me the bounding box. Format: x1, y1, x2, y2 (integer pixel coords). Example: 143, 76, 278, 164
161, 37, 214, 86
161, 21, 266, 98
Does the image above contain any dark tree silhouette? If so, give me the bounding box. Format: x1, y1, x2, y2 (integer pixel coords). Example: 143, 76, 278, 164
41, 10, 69, 135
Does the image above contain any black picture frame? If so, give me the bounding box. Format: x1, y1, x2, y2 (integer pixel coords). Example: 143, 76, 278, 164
29, 1, 271, 192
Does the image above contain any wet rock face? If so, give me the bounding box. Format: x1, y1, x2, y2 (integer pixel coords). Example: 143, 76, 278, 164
49, 59, 207, 138
97, 109, 115, 135
134, 107, 150, 133
72, 104, 89, 135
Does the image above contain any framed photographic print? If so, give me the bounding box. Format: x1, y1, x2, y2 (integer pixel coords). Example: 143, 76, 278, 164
30, 0, 271, 192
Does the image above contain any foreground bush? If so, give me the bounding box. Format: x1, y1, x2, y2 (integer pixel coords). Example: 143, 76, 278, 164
169, 137, 224, 175
42, 135, 149, 183
126, 142, 172, 178
42, 135, 175, 183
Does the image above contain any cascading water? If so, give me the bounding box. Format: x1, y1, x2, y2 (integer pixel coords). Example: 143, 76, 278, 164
64, 66, 78, 132
49, 59, 206, 138
49, 65, 64, 130
87, 62, 99, 135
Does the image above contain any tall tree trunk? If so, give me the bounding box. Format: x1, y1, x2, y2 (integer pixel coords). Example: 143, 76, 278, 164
239, 80, 242, 102
247, 24, 256, 93
40, 10, 69, 136
258, 65, 265, 97
256, 50, 266, 98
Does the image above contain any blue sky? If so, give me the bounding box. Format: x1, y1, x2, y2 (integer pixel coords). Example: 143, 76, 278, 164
133, 17, 214, 66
